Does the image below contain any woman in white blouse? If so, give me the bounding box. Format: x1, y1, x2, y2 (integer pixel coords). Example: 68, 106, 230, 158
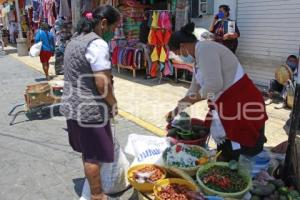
60, 5, 120, 200
166, 23, 268, 163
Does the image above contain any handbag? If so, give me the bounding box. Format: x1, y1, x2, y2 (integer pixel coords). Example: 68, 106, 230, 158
29, 41, 42, 57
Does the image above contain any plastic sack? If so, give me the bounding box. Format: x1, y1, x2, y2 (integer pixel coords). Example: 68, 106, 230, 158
80, 139, 130, 200
29, 41, 42, 57
125, 134, 170, 166
239, 150, 271, 177
210, 110, 226, 145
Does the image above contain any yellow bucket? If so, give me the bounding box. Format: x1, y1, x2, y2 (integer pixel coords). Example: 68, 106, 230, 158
127, 164, 167, 193
153, 178, 198, 200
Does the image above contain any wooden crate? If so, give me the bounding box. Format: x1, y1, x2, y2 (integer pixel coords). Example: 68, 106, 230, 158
25, 83, 56, 110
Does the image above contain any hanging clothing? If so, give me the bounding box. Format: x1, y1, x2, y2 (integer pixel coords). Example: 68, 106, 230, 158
71, 0, 81, 30
44, 0, 56, 26
81, 0, 94, 12
59, 0, 71, 18
150, 61, 158, 77
147, 10, 173, 77
112, 46, 144, 69
158, 11, 172, 30
151, 11, 159, 28
8, 10, 16, 22
32, 0, 41, 22
175, 0, 189, 31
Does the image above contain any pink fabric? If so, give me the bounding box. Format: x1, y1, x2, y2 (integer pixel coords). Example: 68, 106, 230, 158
158, 11, 172, 30
44, 0, 55, 26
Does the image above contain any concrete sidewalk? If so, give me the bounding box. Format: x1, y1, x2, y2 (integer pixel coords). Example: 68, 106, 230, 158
8, 46, 290, 147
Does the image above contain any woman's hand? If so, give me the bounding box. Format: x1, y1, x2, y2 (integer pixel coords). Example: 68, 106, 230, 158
165, 108, 178, 123
111, 103, 118, 118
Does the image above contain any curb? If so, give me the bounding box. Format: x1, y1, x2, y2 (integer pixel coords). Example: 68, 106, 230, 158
9, 54, 166, 137
118, 110, 166, 137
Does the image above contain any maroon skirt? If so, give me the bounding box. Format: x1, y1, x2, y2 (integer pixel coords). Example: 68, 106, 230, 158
66, 120, 114, 163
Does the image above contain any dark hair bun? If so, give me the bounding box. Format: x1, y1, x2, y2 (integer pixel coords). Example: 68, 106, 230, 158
181, 22, 195, 34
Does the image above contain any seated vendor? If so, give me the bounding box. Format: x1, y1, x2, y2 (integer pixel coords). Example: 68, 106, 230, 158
265, 55, 299, 109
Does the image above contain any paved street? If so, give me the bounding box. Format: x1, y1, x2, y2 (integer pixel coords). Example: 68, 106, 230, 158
0, 54, 149, 199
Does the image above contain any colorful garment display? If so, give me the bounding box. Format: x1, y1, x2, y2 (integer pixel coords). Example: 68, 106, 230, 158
118, 0, 146, 42
43, 0, 55, 26
148, 10, 173, 77
112, 46, 144, 70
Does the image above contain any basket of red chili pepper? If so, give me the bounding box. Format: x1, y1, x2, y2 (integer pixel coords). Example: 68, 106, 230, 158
154, 178, 203, 200
196, 162, 252, 198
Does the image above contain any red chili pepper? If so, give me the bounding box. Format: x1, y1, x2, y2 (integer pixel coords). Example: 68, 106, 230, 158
175, 145, 182, 153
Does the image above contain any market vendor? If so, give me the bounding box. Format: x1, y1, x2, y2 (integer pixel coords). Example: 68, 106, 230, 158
166, 22, 268, 162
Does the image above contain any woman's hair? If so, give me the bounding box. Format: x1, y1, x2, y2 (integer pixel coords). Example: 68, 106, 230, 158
40, 22, 49, 31
219, 4, 230, 17
287, 55, 298, 60
77, 5, 120, 34
168, 22, 198, 51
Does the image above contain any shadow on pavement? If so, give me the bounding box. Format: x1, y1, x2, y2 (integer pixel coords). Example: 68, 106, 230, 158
112, 68, 190, 89
8, 104, 62, 126
73, 178, 85, 197
4, 48, 17, 55
34, 77, 48, 82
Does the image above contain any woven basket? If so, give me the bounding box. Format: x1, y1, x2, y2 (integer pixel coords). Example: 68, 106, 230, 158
275, 64, 293, 85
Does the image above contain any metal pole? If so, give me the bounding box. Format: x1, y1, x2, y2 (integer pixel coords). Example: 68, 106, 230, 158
283, 46, 300, 186
15, 0, 23, 39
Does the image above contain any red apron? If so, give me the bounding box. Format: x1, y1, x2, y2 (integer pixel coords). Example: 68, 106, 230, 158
205, 74, 268, 147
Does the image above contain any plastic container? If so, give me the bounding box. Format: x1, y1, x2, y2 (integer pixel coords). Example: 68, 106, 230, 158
239, 150, 270, 177
153, 178, 198, 200
127, 164, 167, 193
196, 162, 252, 199
167, 118, 209, 146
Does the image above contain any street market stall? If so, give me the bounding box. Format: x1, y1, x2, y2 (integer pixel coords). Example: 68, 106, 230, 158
119, 111, 300, 200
